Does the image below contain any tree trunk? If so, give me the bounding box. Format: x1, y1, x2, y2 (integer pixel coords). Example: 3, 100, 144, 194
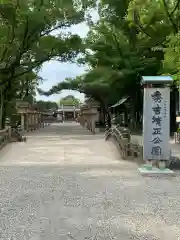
130, 104, 136, 130
1, 100, 8, 129
99, 106, 105, 126
0, 88, 4, 129
99, 101, 111, 129
170, 87, 178, 135
1, 87, 12, 129
0, 87, 8, 129
106, 111, 112, 128
124, 110, 128, 126
93, 94, 112, 129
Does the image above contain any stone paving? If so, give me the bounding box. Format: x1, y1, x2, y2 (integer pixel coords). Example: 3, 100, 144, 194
0, 123, 180, 239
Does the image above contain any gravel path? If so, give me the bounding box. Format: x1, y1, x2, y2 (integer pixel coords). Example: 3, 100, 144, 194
0, 123, 180, 239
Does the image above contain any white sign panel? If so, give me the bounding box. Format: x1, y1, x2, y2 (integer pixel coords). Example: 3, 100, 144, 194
143, 88, 170, 161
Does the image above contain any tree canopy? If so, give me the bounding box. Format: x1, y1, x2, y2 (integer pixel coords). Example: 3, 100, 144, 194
1, 0, 180, 131
0, 0, 94, 128
38, 0, 180, 131
59, 95, 81, 106
35, 100, 58, 111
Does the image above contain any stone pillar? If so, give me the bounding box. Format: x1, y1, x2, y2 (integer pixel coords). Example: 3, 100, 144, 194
42, 114, 45, 128
40, 113, 42, 128
34, 114, 37, 129
73, 106, 76, 119
34, 113, 37, 130
25, 113, 28, 131
36, 114, 39, 129
21, 113, 25, 133
79, 115, 83, 126
38, 113, 40, 128
7, 126, 11, 139
38, 114, 40, 128
84, 115, 87, 128
88, 117, 91, 131
27, 113, 30, 131
140, 76, 173, 173
91, 115, 95, 134
34, 114, 36, 129
32, 113, 35, 130
90, 116, 92, 132
62, 104, 64, 121
32, 114, 34, 130
29, 113, 32, 131
30, 114, 33, 130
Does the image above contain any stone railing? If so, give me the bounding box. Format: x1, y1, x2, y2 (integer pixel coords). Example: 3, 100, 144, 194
27, 122, 45, 131
129, 143, 143, 161
79, 114, 96, 134
87, 118, 95, 134
105, 125, 130, 159
25, 117, 50, 131
0, 117, 48, 148
105, 125, 143, 161
0, 128, 11, 149
174, 132, 180, 144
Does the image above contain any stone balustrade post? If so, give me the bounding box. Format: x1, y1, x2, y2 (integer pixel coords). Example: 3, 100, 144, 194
91, 116, 95, 134
20, 113, 25, 135
25, 113, 29, 131
39, 114, 41, 128
34, 114, 37, 130
20, 113, 24, 131
7, 126, 11, 139
29, 113, 33, 131
32, 114, 35, 130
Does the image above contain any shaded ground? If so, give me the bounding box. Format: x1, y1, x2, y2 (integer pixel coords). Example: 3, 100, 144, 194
0, 123, 180, 239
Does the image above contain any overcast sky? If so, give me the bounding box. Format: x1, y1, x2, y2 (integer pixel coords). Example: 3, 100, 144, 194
36, 10, 98, 103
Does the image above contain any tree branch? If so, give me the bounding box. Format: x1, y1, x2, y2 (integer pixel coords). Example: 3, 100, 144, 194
162, 0, 178, 33
111, 32, 134, 70
137, 24, 152, 38
170, 0, 180, 16
26, 2, 45, 45
133, 10, 152, 38
40, 23, 71, 37
14, 56, 51, 79
0, 13, 16, 63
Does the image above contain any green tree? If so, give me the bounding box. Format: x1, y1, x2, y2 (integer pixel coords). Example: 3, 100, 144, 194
59, 95, 81, 106
0, 0, 93, 127
39, 0, 180, 131
127, 0, 180, 133
35, 100, 58, 111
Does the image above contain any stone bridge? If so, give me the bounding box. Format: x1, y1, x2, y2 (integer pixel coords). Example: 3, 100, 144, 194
0, 122, 180, 239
